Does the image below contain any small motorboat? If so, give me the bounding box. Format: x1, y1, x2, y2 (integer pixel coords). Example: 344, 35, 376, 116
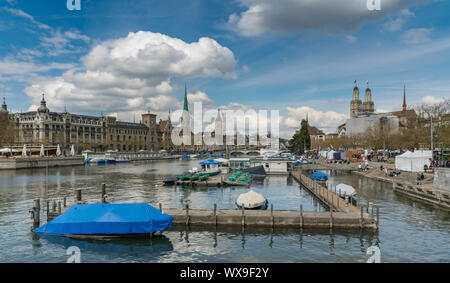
236, 190, 268, 210
162, 176, 177, 185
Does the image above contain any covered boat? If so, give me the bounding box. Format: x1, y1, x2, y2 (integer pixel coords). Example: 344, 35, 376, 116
334, 184, 356, 198
236, 190, 268, 210
310, 171, 328, 181
34, 203, 173, 237
241, 165, 266, 176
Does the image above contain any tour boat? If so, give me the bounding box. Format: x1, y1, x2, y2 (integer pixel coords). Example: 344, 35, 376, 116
236, 190, 268, 210
34, 203, 173, 238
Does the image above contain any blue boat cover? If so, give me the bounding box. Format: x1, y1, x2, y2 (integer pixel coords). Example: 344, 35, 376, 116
34, 203, 173, 235
199, 159, 223, 165
310, 171, 328, 181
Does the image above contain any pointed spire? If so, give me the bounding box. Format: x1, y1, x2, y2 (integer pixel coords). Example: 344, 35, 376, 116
1, 97, 7, 112
183, 83, 189, 112
402, 85, 407, 111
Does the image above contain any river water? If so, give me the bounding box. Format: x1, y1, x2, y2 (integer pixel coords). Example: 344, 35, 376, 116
0, 160, 448, 262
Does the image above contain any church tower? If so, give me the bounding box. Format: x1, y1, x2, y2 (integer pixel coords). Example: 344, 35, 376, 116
350, 81, 362, 118
362, 82, 374, 114
214, 108, 223, 147
402, 85, 407, 111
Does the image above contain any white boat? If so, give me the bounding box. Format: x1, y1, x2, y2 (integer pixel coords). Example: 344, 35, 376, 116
236, 190, 268, 210
334, 184, 357, 198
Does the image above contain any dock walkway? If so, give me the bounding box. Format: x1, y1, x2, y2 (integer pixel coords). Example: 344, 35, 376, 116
291, 171, 360, 213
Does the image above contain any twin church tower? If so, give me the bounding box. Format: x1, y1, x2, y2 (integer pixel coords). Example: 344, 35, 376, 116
350, 81, 375, 118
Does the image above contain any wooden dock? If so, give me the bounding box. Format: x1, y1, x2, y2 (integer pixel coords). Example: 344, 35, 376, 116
37, 180, 378, 232
162, 207, 377, 230
291, 171, 360, 213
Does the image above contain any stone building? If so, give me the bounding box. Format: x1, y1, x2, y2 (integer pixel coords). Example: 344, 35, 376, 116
7, 94, 159, 152
350, 81, 375, 118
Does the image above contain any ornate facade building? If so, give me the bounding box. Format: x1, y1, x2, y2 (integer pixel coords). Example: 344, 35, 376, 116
5, 94, 159, 152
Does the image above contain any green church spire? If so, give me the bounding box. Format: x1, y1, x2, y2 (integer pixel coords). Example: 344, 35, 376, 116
183, 83, 189, 112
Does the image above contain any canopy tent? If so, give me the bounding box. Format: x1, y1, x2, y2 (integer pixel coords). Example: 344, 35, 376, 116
395, 150, 432, 172
310, 171, 328, 181
319, 150, 328, 158
70, 145, 75, 156
333, 150, 346, 160
34, 203, 173, 235
0, 148, 20, 153
199, 159, 223, 165
22, 144, 27, 157
214, 158, 229, 163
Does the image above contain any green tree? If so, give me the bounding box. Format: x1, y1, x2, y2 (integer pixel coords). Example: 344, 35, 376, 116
289, 119, 311, 154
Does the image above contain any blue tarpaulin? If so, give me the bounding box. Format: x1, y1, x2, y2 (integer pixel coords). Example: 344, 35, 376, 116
34, 203, 173, 235
310, 171, 328, 181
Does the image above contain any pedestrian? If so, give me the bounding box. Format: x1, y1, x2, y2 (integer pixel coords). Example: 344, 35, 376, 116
384, 167, 388, 176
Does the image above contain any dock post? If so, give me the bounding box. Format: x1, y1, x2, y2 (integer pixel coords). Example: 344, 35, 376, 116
368, 202, 373, 217
213, 203, 217, 226
63, 197, 66, 208
376, 206, 380, 230
299, 204, 303, 229
360, 206, 364, 229
331, 189, 334, 210
52, 200, 56, 212
58, 201, 61, 215
270, 204, 274, 229
76, 189, 82, 202
241, 206, 245, 228
314, 180, 317, 192
31, 199, 40, 226
345, 194, 349, 213
46, 200, 49, 217
101, 183, 106, 203
159, 203, 162, 212
185, 204, 190, 226
329, 208, 333, 230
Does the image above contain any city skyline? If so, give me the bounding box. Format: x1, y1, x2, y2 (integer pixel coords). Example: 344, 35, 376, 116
0, 0, 449, 137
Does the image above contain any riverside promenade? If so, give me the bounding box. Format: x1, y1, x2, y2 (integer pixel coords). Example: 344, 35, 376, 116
311, 159, 450, 210
0, 156, 84, 170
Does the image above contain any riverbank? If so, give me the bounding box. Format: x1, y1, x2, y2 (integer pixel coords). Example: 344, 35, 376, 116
0, 156, 84, 170
314, 159, 450, 210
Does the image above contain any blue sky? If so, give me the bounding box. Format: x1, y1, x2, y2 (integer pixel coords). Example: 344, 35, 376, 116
0, 0, 450, 136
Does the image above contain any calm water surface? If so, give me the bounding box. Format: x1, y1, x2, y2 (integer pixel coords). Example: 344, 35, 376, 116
0, 160, 448, 262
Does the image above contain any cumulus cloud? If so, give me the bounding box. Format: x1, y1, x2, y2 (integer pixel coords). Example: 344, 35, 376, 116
401, 27, 433, 44
229, 0, 422, 36
284, 106, 348, 134
24, 31, 237, 120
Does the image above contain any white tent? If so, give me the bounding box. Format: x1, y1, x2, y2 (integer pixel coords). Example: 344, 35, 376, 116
327, 150, 336, 160
70, 145, 75, 156
395, 150, 432, 172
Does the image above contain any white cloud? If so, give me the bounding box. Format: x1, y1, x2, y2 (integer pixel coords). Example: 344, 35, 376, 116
422, 96, 445, 105
0, 58, 73, 75
228, 0, 421, 36
24, 31, 237, 119
285, 106, 348, 134
346, 35, 357, 43
383, 18, 406, 32
187, 90, 214, 106
4, 7, 50, 30
401, 28, 433, 44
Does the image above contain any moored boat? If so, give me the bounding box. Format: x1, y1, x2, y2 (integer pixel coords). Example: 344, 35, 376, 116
34, 203, 173, 238
236, 190, 268, 210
